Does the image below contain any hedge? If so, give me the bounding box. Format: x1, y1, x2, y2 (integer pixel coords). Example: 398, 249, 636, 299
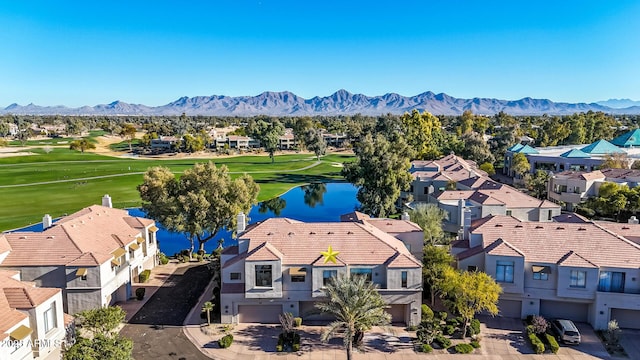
454, 343, 474, 354
528, 333, 545, 354
544, 333, 559, 354
139, 269, 151, 283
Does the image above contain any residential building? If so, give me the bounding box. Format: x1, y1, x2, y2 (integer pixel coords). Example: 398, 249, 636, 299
220, 215, 423, 326
0, 195, 158, 315
548, 168, 640, 210
452, 215, 640, 330
150, 136, 180, 151
0, 269, 70, 360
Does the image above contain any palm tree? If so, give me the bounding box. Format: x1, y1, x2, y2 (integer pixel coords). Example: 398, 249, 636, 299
315, 274, 391, 360
202, 301, 215, 326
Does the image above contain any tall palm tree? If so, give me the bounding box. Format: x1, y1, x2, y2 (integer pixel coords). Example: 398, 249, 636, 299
202, 301, 215, 326
315, 274, 391, 360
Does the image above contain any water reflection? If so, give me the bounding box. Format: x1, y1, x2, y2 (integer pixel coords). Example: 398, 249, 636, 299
301, 182, 327, 208
258, 197, 287, 216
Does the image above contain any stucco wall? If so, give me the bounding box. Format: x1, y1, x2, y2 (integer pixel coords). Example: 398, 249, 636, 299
245, 260, 283, 299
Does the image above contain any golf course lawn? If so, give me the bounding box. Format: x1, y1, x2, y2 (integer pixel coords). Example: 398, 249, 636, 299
0, 148, 354, 231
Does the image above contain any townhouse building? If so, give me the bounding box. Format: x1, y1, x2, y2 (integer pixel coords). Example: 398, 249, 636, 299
220, 215, 423, 326
452, 215, 640, 330
0, 270, 70, 360
0, 195, 158, 315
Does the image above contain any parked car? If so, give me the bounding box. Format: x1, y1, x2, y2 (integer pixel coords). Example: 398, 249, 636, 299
551, 319, 581, 345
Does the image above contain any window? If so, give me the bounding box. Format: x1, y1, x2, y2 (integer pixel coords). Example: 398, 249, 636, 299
598, 271, 625, 293
570, 270, 586, 288
44, 303, 57, 333
401, 271, 408, 288
230, 272, 241, 280
81, 274, 87, 281
506, 210, 512, 216
290, 267, 306, 283
533, 272, 548, 280
548, 210, 553, 221
495, 261, 514, 283
323, 270, 337, 286
255, 265, 272, 287
350, 268, 372, 282
532, 265, 550, 281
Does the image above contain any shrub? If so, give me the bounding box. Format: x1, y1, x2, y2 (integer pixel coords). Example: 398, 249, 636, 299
528, 333, 545, 354
454, 343, 474, 354
292, 343, 300, 352
416, 320, 441, 345
446, 318, 459, 327
293, 317, 302, 328
406, 325, 418, 331
139, 269, 151, 283
526, 325, 536, 335
276, 344, 283, 352
196, 254, 203, 262
135, 287, 145, 300
434, 334, 451, 349
421, 343, 433, 353
545, 333, 559, 354
159, 252, 169, 265
470, 340, 481, 348
218, 334, 233, 348
470, 319, 481, 336
444, 325, 456, 336
438, 311, 448, 321
607, 320, 621, 345
421, 304, 434, 322
531, 315, 548, 335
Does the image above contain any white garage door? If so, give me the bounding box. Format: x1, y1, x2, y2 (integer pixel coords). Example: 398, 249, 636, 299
238, 305, 281, 323
498, 299, 522, 318
388, 305, 406, 324
540, 300, 588, 322
611, 308, 640, 329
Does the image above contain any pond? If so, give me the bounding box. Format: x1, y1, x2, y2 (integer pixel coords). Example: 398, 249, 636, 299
128, 182, 360, 256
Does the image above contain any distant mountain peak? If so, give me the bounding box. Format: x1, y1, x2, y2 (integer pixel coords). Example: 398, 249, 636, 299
2, 90, 639, 116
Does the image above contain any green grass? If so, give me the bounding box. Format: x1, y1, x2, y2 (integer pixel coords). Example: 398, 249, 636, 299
7, 130, 107, 147
0, 150, 353, 231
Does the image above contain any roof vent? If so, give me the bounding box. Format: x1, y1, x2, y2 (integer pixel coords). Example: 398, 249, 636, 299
19, 236, 26, 239
309, 231, 316, 235
578, 227, 587, 231
267, 232, 273, 235
47, 236, 55, 239
556, 226, 565, 230
535, 225, 544, 229
515, 225, 523, 228
622, 226, 630, 230
288, 232, 295, 235
347, 231, 353, 234
328, 231, 334, 234
494, 224, 503, 227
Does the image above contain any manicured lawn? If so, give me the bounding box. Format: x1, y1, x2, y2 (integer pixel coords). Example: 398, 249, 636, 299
7, 130, 107, 146
0, 149, 353, 231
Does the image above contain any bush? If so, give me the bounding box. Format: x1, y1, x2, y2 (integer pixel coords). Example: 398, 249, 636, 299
470, 340, 481, 348
545, 333, 559, 354
218, 334, 233, 348
531, 315, 548, 334
276, 344, 283, 352
293, 317, 302, 328
444, 325, 456, 336
292, 343, 300, 352
454, 343, 474, 354
470, 319, 481, 336
526, 325, 536, 335
406, 325, 418, 331
196, 254, 203, 262
438, 311, 448, 321
446, 318, 459, 327
434, 335, 451, 349
421, 304, 434, 322
159, 252, 169, 265
528, 333, 545, 354
139, 269, 151, 283
421, 343, 433, 353
135, 287, 145, 300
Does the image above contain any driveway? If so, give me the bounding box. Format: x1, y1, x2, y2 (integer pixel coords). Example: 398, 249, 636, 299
478, 316, 610, 359
120, 263, 213, 360
619, 329, 640, 360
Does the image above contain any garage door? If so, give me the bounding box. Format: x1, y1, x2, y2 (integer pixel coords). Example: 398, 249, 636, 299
611, 308, 640, 329
498, 299, 522, 318
300, 301, 335, 323
388, 305, 406, 324
540, 300, 588, 322
238, 305, 281, 323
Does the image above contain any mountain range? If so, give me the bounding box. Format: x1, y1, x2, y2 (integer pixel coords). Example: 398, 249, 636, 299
3, 90, 640, 116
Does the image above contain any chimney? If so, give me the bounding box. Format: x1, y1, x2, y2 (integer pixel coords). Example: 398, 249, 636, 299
237, 212, 246, 234
43, 214, 52, 229
102, 194, 113, 208
629, 216, 639, 225
462, 208, 472, 240
401, 211, 410, 221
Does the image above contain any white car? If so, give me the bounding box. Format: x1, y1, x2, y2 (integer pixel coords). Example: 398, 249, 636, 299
551, 319, 581, 345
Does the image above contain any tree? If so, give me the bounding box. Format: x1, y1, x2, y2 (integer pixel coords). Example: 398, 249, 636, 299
342, 133, 413, 217
479, 162, 496, 176
65, 306, 133, 360
401, 110, 446, 160
69, 139, 96, 153
251, 119, 285, 162
422, 245, 454, 305
511, 153, 531, 178
460, 131, 494, 165
304, 128, 327, 160
600, 152, 630, 169
293, 116, 314, 149
138, 162, 259, 254
0, 122, 10, 137
182, 133, 205, 153
440, 268, 502, 337
524, 170, 550, 199
315, 274, 391, 360
119, 123, 137, 152
408, 203, 448, 245
202, 301, 215, 326
141, 131, 158, 148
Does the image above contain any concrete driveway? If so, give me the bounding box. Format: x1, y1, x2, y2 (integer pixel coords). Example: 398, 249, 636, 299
619, 329, 640, 360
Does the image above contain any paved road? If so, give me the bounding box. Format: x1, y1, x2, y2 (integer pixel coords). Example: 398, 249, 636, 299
120, 263, 213, 360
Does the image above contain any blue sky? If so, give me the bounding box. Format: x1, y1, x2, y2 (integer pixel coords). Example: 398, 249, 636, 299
1, 1, 639, 107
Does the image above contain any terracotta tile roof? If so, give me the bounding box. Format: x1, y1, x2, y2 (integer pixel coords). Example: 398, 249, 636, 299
233, 218, 421, 268
554, 170, 605, 181
0, 270, 59, 340
451, 239, 469, 249
2, 205, 153, 267
594, 222, 640, 245
387, 253, 422, 268
485, 238, 525, 257
436, 190, 475, 201
411, 155, 486, 180
557, 251, 598, 268
0, 235, 10, 254
456, 245, 485, 260
245, 242, 283, 261
600, 168, 640, 180
63, 313, 75, 327
470, 216, 640, 268
365, 219, 422, 233
340, 211, 371, 222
